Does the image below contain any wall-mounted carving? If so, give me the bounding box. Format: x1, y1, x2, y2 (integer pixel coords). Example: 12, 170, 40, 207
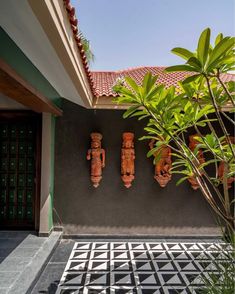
121, 132, 135, 188
149, 139, 172, 187
218, 136, 235, 189
87, 133, 105, 188
188, 134, 205, 190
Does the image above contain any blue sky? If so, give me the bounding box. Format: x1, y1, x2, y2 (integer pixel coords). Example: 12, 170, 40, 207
72, 0, 235, 71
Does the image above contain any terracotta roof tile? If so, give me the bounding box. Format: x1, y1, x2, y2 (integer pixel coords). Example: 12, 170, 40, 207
91, 66, 235, 97
62, 2, 234, 100
63, 0, 95, 94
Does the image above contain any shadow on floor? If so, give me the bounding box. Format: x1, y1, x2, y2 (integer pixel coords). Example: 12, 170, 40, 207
38, 281, 60, 294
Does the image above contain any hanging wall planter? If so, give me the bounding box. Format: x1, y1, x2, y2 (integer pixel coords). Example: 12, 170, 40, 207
87, 133, 105, 188
149, 139, 172, 187
121, 132, 135, 188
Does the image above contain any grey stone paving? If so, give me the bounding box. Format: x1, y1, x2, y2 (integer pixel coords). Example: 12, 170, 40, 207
0, 231, 61, 294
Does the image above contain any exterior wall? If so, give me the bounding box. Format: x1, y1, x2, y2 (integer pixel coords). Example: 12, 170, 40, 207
53, 99, 218, 235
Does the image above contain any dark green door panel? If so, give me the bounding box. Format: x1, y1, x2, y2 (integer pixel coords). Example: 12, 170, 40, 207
0, 114, 40, 229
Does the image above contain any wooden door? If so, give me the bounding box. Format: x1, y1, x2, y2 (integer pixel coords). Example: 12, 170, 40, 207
0, 112, 41, 229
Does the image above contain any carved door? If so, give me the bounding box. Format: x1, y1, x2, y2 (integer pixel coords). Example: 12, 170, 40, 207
0, 112, 41, 229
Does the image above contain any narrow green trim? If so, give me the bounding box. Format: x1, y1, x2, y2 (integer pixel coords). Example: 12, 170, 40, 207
48, 115, 56, 230
0, 28, 62, 107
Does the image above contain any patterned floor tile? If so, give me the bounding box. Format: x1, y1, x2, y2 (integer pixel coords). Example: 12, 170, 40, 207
111, 272, 135, 286
55, 240, 226, 293
111, 260, 132, 271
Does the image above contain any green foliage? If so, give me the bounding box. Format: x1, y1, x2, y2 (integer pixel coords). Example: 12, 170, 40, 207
78, 31, 95, 64
113, 28, 235, 237
198, 242, 235, 294
166, 28, 235, 75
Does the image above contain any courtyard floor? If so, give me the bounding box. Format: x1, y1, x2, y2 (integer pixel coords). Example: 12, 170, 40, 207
31, 238, 230, 294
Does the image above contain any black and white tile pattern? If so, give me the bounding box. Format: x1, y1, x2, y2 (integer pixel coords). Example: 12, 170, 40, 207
55, 241, 230, 293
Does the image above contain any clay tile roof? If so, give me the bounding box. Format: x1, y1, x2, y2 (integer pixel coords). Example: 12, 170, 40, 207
63, 1, 234, 100
63, 0, 95, 94
91, 66, 235, 97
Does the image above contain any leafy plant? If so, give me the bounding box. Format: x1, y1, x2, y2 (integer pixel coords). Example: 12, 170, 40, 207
113, 28, 235, 236
198, 234, 235, 294
78, 31, 95, 64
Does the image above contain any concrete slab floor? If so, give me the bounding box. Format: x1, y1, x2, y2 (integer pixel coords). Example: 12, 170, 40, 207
0, 231, 61, 294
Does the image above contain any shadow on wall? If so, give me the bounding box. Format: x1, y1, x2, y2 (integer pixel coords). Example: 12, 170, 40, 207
53, 99, 218, 235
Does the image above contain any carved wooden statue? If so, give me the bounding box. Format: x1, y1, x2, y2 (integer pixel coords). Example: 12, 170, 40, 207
87, 133, 105, 188
121, 132, 135, 188
149, 139, 172, 187
218, 136, 235, 189
188, 134, 205, 190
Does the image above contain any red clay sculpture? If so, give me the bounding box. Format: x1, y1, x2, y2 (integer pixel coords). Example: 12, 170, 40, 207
87, 133, 105, 188
121, 132, 135, 188
149, 139, 172, 187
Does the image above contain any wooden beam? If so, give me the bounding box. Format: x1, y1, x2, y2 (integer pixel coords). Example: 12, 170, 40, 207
0, 58, 62, 116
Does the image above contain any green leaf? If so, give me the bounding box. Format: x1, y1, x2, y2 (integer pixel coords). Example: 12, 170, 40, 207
215, 33, 223, 46
113, 86, 137, 100
199, 159, 220, 169
113, 96, 136, 104
144, 127, 159, 135
138, 114, 150, 121
139, 135, 157, 141
142, 72, 158, 93
197, 28, 211, 66
129, 110, 148, 118
176, 176, 188, 186
125, 76, 139, 94
182, 74, 201, 84
171, 47, 194, 60
123, 105, 140, 119
153, 151, 163, 164
165, 65, 196, 72
187, 57, 202, 70
147, 147, 159, 158
207, 37, 235, 69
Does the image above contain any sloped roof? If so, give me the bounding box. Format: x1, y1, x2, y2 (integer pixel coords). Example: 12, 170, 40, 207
91, 66, 235, 97
63, 1, 234, 101
63, 0, 94, 94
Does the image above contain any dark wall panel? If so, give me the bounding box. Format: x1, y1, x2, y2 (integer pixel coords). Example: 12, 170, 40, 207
54, 100, 217, 235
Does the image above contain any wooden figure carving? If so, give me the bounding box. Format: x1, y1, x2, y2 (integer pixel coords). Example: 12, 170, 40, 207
218, 136, 235, 189
188, 134, 205, 190
149, 139, 172, 187
87, 133, 105, 188
121, 132, 135, 188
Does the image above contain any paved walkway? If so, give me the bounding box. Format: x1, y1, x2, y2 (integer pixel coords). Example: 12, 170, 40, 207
0, 231, 61, 294
32, 238, 230, 294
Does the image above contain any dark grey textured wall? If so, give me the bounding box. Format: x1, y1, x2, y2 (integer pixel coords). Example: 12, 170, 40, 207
54, 99, 217, 235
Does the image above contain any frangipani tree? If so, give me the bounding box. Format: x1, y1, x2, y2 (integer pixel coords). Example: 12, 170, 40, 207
113, 28, 235, 237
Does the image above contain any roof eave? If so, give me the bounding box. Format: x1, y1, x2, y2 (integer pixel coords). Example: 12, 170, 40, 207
28, 0, 94, 108
93, 94, 235, 112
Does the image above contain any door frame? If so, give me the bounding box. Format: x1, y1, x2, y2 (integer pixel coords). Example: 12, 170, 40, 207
0, 110, 42, 230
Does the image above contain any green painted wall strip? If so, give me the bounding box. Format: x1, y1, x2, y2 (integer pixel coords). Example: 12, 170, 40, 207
0, 28, 62, 107
48, 115, 56, 230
